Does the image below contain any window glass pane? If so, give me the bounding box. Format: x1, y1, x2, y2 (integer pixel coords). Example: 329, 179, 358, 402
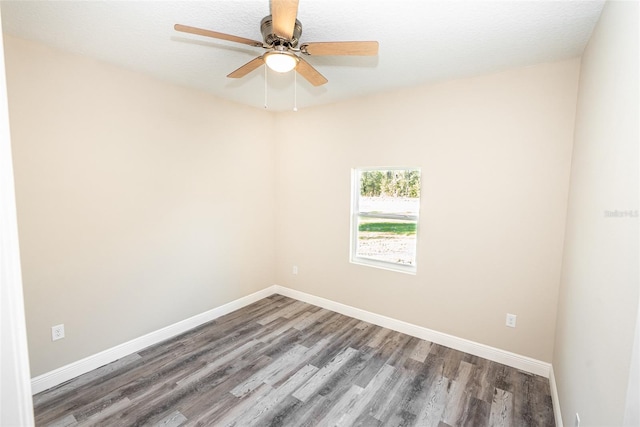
352, 167, 421, 272
355, 216, 418, 265
358, 170, 420, 215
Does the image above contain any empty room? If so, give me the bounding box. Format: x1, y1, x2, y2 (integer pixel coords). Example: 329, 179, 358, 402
0, 1, 637, 426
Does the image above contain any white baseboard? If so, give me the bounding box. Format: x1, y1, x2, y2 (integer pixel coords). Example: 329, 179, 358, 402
273, 285, 551, 378
31, 286, 277, 394
549, 365, 563, 427
33, 283, 553, 395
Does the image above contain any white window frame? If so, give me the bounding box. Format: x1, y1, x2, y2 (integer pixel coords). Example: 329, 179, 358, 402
350, 167, 421, 274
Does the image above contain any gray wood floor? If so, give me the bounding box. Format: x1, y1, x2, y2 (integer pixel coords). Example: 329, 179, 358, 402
33, 294, 555, 426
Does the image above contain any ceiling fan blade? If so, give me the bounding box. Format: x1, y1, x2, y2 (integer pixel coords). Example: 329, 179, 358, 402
301, 41, 379, 56
227, 56, 265, 78
174, 24, 263, 48
296, 57, 328, 86
271, 0, 299, 39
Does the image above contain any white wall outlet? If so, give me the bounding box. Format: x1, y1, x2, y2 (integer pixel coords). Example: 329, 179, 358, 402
506, 313, 517, 328
51, 324, 65, 341
292, 265, 298, 275
575, 413, 580, 427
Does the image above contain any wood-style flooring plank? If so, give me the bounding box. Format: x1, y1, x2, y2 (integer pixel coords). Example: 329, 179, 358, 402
410, 338, 433, 363
414, 368, 449, 427
489, 388, 513, 427
33, 295, 556, 427
335, 363, 395, 426
292, 347, 359, 402
227, 364, 319, 426
45, 413, 76, 427
315, 383, 363, 426
441, 360, 475, 425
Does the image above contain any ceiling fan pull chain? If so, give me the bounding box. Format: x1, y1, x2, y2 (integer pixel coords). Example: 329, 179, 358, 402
293, 70, 298, 112
264, 65, 268, 109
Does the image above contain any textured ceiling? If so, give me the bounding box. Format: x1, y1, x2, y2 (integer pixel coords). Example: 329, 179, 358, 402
1, 1, 605, 111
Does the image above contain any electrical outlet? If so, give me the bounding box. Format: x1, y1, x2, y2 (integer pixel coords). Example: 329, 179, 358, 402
292, 265, 298, 275
575, 413, 580, 427
506, 313, 517, 328
52, 324, 65, 341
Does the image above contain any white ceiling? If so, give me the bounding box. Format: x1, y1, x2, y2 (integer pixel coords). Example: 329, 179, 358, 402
1, 0, 605, 111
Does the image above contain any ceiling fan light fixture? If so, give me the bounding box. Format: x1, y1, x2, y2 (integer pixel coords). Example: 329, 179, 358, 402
264, 51, 299, 73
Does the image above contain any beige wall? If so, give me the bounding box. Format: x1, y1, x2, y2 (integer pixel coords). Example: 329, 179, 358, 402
4, 28, 592, 379
553, 1, 639, 426
4, 36, 276, 376
0, 13, 34, 425
275, 59, 580, 362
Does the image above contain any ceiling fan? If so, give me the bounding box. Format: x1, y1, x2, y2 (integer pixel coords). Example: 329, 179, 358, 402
174, 0, 378, 87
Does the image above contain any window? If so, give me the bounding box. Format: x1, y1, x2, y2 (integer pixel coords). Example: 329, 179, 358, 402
351, 167, 421, 274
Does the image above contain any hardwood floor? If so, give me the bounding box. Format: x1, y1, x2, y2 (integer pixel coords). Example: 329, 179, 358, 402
33, 295, 555, 426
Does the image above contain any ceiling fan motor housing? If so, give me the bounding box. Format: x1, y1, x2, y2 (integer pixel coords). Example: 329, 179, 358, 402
260, 15, 302, 47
